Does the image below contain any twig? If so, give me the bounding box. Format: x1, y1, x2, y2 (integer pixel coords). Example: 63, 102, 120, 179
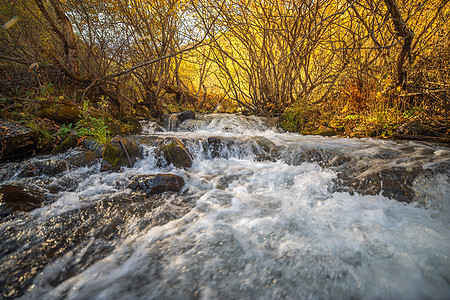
119, 139, 132, 167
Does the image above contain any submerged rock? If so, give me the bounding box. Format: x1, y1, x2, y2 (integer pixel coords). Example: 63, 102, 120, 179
0, 184, 45, 212
128, 174, 185, 195
203, 137, 225, 159
159, 138, 192, 168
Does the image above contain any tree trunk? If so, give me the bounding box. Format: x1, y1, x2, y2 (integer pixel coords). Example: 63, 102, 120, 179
34, 0, 79, 77
383, 0, 414, 89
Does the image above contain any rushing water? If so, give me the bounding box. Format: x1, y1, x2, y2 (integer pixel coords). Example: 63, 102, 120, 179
1, 114, 449, 299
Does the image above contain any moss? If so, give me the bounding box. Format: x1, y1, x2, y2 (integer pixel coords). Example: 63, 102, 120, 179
102, 145, 125, 170
37, 104, 80, 124
159, 138, 192, 168
55, 132, 78, 152
25, 121, 54, 150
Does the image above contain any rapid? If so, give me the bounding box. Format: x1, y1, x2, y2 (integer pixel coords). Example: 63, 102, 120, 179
1, 114, 449, 299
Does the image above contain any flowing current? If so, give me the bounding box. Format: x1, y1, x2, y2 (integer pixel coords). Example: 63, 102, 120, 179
1, 114, 449, 299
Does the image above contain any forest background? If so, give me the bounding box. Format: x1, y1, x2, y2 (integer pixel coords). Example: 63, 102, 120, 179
0, 0, 449, 148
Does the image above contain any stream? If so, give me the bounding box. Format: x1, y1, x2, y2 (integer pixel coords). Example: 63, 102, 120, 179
1, 114, 449, 299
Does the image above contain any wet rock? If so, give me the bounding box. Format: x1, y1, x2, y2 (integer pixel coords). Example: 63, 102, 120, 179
328, 154, 352, 167
128, 174, 185, 195
159, 138, 193, 168
82, 137, 105, 157
19, 159, 68, 177
216, 174, 240, 190
142, 121, 165, 134
338, 167, 425, 203
177, 110, 195, 123
161, 114, 179, 131
0, 184, 45, 212
101, 136, 140, 172
0, 121, 37, 160
162, 111, 196, 131
66, 150, 100, 167
291, 149, 330, 167
55, 130, 79, 152
0, 190, 192, 299
251, 136, 282, 160
203, 137, 224, 158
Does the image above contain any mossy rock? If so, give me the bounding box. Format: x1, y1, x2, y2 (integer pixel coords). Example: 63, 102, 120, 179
120, 116, 142, 134
37, 103, 80, 124
101, 145, 125, 172
55, 131, 79, 152
111, 136, 140, 164
314, 126, 337, 137
101, 136, 140, 172
159, 137, 193, 168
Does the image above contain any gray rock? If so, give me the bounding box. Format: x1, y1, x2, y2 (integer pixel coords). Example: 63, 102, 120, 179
19, 159, 68, 177
177, 111, 195, 123
128, 174, 185, 195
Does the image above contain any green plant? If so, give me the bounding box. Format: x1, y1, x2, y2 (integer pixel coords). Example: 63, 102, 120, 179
56, 123, 73, 139
280, 105, 308, 132
75, 99, 111, 146
403, 107, 423, 119
39, 83, 54, 96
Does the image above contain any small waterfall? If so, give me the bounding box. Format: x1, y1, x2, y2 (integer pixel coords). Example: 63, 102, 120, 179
167, 114, 179, 131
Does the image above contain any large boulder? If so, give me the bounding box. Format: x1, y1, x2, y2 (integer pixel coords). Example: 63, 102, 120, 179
0, 121, 37, 160
101, 136, 140, 172
0, 184, 45, 212
159, 137, 193, 168
128, 174, 185, 195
